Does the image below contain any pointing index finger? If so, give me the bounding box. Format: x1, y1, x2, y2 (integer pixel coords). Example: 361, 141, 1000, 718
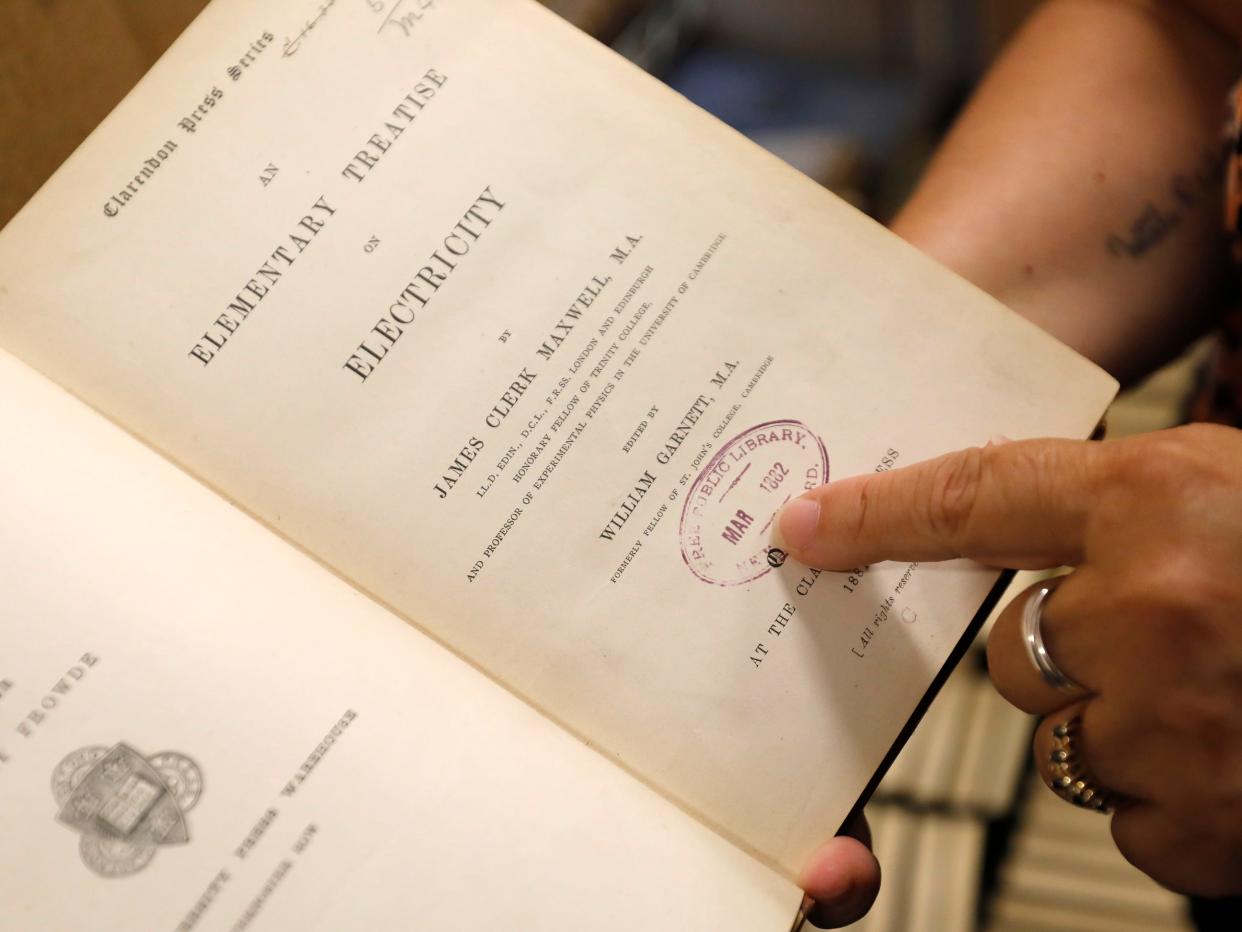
775, 439, 1100, 571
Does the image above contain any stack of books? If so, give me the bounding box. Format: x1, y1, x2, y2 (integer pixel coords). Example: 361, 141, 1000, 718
986, 774, 1192, 931
850, 584, 1031, 932
854, 568, 1194, 931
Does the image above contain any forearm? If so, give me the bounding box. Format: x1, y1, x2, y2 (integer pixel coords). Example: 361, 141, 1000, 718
892, 0, 1242, 383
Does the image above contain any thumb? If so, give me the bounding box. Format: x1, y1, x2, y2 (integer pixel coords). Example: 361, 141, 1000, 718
775, 438, 1101, 571
800, 816, 880, 929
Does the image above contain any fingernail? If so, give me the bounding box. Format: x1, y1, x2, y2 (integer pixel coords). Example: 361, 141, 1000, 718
778, 498, 821, 552
987, 434, 1013, 447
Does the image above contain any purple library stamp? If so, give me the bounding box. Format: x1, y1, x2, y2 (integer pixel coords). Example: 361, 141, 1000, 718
679, 419, 829, 586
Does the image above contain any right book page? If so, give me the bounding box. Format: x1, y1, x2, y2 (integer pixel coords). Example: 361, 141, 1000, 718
0, 0, 1118, 877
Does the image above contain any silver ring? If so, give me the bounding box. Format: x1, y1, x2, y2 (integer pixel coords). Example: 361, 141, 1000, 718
1021, 583, 1083, 692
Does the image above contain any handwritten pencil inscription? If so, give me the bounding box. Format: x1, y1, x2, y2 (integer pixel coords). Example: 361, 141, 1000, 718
284, 0, 339, 57
366, 0, 443, 38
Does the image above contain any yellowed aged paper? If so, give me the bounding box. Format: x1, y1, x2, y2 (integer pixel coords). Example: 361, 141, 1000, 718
0, 0, 1117, 874
0, 348, 801, 929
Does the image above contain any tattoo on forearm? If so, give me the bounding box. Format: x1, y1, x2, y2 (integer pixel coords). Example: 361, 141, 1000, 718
1106, 147, 1223, 260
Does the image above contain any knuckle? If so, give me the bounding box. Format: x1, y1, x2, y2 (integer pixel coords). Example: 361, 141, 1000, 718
1176, 421, 1236, 450
1100, 439, 1172, 493
921, 448, 984, 544
1104, 428, 1219, 497
850, 476, 876, 545
1154, 687, 1232, 747
1122, 557, 1224, 632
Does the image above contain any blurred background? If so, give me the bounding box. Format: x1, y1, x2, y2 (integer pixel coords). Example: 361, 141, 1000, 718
1, 1, 1204, 929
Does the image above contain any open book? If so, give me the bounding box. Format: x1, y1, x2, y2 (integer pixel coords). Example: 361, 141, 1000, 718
0, 0, 1117, 928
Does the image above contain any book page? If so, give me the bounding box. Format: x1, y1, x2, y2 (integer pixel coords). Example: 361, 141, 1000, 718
0, 0, 1117, 874
0, 348, 800, 929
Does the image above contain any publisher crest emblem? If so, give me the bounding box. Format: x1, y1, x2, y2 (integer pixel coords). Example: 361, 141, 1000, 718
51, 743, 203, 877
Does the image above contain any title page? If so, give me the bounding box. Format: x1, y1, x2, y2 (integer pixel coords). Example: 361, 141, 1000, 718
0, 0, 1117, 872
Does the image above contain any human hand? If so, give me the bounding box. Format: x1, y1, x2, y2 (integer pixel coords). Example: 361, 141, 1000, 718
779, 424, 1242, 896
799, 815, 880, 928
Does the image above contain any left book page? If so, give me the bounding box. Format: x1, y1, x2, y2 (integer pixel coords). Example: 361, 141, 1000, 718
0, 348, 801, 930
